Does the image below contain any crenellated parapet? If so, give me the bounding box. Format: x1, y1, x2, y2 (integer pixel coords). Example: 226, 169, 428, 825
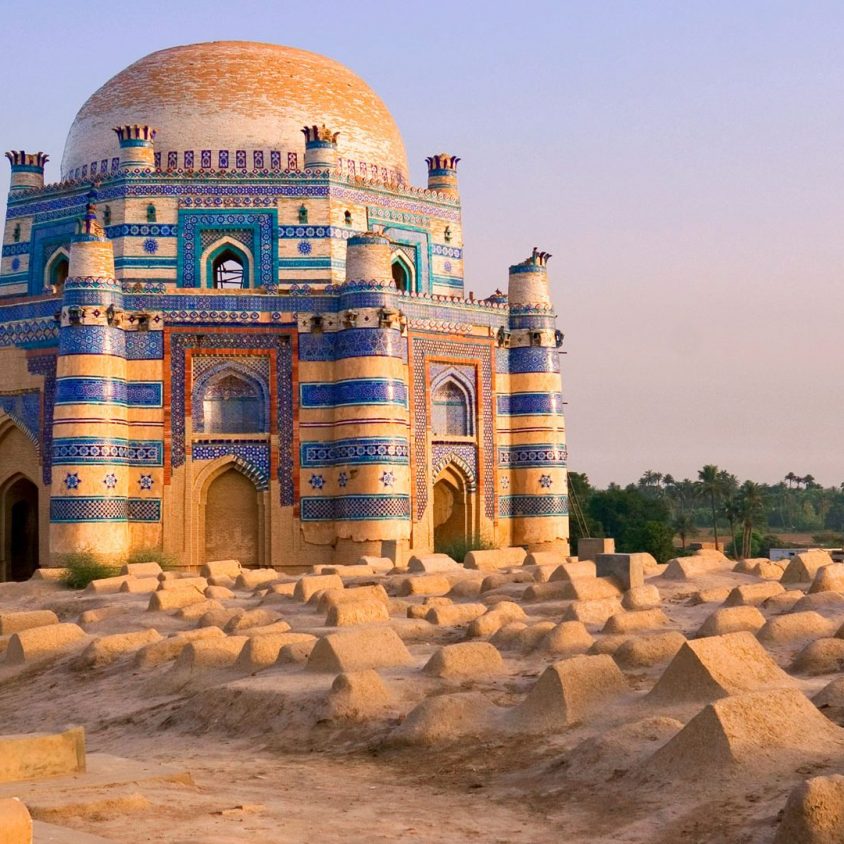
112, 124, 157, 170
302, 124, 339, 171
425, 153, 460, 198
508, 247, 553, 307
5, 150, 49, 192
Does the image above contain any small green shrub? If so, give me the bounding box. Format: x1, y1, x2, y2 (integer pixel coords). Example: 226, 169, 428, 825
59, 551, 119, 589
433, 537, 494, 563
126, 547, 178, 570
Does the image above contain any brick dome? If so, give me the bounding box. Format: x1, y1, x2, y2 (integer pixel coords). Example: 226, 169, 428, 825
60, 41, 409, 182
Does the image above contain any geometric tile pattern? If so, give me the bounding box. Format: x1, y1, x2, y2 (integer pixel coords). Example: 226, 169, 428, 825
49, 496, 163, 522
0, 390, 41, 444
52, 438, 163, 466
178, 210, 277, 289
498, 444, 567, 468
125, 332, 164, 360
128, 498, 162, 521
191, 441, 270, 490
59, 327, 125, 357
431, 443, 477, 490
498, 494, 569, 518
168, 331, 293, 505
26, 352, 56, 485
300, 438, 410, 467
506, 347, 561, 374
496, 392, 564, 416
190, 357, 270, 434
299, 494, 411, 521
298, 329, 406, 362
300, 379, 408, 408
54, 378, 163, 407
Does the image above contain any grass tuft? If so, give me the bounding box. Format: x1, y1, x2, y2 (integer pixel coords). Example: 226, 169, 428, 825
59, 550, 119, 589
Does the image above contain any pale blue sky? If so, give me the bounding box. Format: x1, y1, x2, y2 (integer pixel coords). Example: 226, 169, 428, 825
2, 1, 843, 487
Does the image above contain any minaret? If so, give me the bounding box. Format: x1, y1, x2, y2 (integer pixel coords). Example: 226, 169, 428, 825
425, 153, 460, 197
50, 202, 130, 562
4, 151, 48, 192
301, 125, 339, 170
503, 248, 569, 552
332, 233, 409, 562
112, 125, 157, 169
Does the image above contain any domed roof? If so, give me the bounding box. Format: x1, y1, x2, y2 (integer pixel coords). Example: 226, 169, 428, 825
60, 41, 409, 182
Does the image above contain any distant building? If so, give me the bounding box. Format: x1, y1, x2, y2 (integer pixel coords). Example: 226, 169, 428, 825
0, 41, 569, 577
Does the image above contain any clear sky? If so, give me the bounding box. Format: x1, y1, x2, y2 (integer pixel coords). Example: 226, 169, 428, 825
2, 1, 842, 488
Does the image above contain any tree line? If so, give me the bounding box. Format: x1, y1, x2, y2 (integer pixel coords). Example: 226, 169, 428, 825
568, 465, 844, 563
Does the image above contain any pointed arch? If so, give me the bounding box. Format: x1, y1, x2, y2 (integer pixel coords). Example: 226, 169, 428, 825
192, 361, 269, 434
45, 247, 70, 293
390, 252, 414, 293
431, 367, 476, 438
200, 237, 253, 289
193, 454, 267, 567
432, 460, 476, 555
432, 452, 477, 492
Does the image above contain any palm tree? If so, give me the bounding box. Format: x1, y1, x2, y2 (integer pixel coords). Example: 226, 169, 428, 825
672, 512, 697, 549
722, 499, 742, 559
785, 472, 797, 489
697, 464, 722, 551
738, 481, 765, 559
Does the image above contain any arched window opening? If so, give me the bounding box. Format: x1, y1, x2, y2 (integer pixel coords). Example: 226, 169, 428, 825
48, 252, 69, 293
212, 249, 245, 289
432, 379, 472, 438
202, 373, 265, 433
391, 260, 409, 292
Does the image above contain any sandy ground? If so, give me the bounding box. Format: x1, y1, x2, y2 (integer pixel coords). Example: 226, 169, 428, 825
0, 554, 842, 843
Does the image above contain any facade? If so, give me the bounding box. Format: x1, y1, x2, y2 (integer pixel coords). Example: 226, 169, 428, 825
0, 41, 568, 577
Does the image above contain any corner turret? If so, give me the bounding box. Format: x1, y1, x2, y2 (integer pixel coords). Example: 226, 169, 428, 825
425, 153, 460, 197
112, 125, 157, 169
345, 232, 392, 284
67, 198, 115, 279
5, 151, 48, 192
302, 125, 339, 171
508, 248, 552, 307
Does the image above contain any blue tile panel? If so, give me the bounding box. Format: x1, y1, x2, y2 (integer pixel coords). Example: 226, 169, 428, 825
191, 442, 270, 490
431, 443, 477, 490
498, 495, 569, 518
50, 496, 162, 522
300, 495, 411, 521
300, 379, 408, 408
52, 438, 163, 466
104, 223, 177, 238
26, 353, 56, 485
168, 332, 293, 506
178, 210, 278, 289
498, 444, 568, 468
0, 390, 41, 443
55, 378, 163, 407
506, 347, 560, 374
496, 392, 564, 416
125, 332, 164, 360
59, 326, 126, 357
300, 438, 410, 468
297, 329, 406, 362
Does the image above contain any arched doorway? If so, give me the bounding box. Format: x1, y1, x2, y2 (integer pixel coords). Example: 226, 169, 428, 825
204, 466, 260, 565
433, 464, 471, 555
5, 477, 38, 581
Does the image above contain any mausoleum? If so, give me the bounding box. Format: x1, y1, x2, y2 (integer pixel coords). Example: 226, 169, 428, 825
0, 40, 568, 575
